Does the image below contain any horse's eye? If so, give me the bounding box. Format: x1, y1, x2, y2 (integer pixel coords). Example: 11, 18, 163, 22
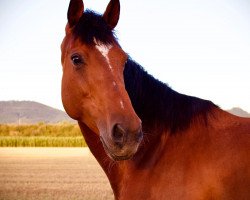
71, 54, 84, 68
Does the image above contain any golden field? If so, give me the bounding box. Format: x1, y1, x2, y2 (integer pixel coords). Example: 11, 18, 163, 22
0, 123, 87, 147
0, 147, 113, 200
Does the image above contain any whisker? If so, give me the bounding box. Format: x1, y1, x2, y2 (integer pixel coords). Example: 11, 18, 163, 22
108, 160, 117, 174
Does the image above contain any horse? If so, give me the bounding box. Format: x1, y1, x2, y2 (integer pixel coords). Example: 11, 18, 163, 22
61, 0, 250, 199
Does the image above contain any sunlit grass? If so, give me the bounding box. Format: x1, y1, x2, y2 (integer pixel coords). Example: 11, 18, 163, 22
0, 136, 86, 147
0, 122, 82, 137
0, 122, 87, 147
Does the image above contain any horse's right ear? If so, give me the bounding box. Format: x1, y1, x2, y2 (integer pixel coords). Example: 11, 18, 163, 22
67, 0, 84, 28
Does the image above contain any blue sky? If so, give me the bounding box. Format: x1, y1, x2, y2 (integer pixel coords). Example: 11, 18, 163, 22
0, 0, 250, 112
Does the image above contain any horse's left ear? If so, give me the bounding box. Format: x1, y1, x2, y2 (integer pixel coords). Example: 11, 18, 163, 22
103, 0, 120, 30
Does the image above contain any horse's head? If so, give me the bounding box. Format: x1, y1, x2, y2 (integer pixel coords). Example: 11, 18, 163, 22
61, 0, 143, 161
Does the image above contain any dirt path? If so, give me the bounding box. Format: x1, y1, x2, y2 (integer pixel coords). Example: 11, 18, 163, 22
0, 148, 113, 200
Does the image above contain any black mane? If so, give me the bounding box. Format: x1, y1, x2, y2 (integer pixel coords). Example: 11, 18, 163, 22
73, 10, 116, 45
124, 58, 217, 134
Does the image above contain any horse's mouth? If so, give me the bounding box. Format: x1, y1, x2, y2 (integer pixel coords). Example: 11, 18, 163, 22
100, 137, 136, 161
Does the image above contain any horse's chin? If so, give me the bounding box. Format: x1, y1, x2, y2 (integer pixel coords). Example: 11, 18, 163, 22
110, 154, 134, 161
100, 137, 139, 161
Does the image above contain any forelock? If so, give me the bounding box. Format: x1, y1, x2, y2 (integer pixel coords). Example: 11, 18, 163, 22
72, 10, 116, 45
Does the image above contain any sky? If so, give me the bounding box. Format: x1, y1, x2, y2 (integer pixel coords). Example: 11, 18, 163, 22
0, 0, 250, 112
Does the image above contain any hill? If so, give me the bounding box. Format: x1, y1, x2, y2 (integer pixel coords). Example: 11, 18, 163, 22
0, 101, 74, 124
0, 101, 249, 124
227, 107, 250, 118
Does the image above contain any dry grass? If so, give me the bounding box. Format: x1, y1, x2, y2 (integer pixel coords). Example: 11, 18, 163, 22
0, 136, 86, 147
0, 148, 113, 200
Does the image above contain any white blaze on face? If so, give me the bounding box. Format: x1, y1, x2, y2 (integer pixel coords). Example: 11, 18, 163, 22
94, 38, 125, 110
94, 38, 113, 71
120, 100, 125, 110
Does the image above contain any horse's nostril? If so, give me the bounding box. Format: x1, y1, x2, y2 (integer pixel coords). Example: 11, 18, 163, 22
112, 124, 143, 148
112, 124, 126, 146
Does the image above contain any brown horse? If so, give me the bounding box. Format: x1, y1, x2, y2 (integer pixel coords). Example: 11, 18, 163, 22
61, 0, 250, 199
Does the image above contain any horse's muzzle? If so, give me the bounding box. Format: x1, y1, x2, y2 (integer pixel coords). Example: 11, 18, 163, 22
100, 123, 143, 161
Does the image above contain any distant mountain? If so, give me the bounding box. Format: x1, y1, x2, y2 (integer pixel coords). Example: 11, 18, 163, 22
0, 101, 249, 124
0, 101, 75, 124
227, 107, 250, 118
